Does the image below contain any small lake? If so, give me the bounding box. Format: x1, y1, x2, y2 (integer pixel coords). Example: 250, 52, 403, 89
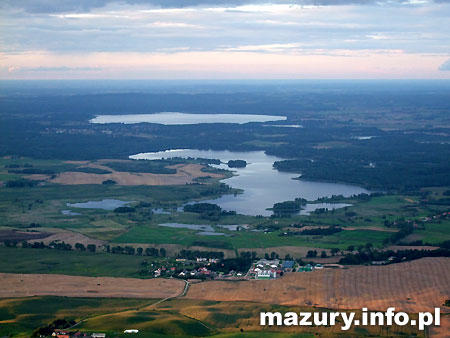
66, 199, 133, 210
60, 209, 82, 216
90, 112, 286, 125
159, 223, 229, 236
131, 149, 369, 216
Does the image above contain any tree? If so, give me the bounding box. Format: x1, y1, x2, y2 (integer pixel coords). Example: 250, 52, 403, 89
125, 246, 135, 255
137, 247, 143, 255
264, 253, 270, 260
146, 247, 159, 257
321, 251, 328, 258
160, 247, 166, 257
87, 244, 96, 253
75, 243, 86, 251
306, 250, 317, 258
330, 248, 340, 256
347, 245, 355, 252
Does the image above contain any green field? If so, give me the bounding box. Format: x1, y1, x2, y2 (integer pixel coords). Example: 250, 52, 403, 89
113, 222, 392, 250
0, 247, 148, 278
0, 297, 423, 338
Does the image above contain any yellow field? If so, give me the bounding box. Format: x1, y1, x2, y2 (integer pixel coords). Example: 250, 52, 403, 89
25, 162, 223, 186
0, 273, 185, 299
187, 257, 450, 313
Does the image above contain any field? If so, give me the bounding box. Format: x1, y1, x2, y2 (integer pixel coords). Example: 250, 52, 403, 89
113, 223, 393, 250
1, 257, 448, 313
47, 163, 223, 186
0, 247, 152, 278
0, 296, 426, 338
187, 257, 450, 313
0, 273, 185, 299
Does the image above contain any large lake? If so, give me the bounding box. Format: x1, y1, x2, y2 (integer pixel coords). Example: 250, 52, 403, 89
130, 149, 368, 216
90, 112, 286, 125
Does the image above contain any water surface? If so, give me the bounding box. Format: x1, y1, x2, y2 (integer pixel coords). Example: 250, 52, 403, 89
90, 112, 286, 125
159, 223, 229, 236
131, 149, 368, 216
60, 209, 81, 216
66, 199, 133, 210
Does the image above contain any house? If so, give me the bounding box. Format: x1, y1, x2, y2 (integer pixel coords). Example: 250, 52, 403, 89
256, 270, 276, 280
281, 260, 295, 272
371, 261, 386, 266
256, 259, 280, 266
124, 329, 139, 334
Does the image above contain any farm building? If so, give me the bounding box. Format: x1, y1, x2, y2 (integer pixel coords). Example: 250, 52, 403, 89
256, 270, 276, 280
281, 260, 295, 272
256, 259, 280, 266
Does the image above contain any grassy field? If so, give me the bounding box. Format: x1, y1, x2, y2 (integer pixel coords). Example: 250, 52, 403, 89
113, 222, 392, 250
0, 297, 424, 338
0, 247, 148, 278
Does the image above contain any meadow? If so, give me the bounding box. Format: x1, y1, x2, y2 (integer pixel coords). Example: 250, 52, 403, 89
0, 296, 425, 338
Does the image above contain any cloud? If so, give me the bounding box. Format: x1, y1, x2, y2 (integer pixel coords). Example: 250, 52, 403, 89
26, 66, 102, 71
1, 0, 449, 79
221, 43, 303, 52
1, 0, 446, 13
439, 58, 450, 70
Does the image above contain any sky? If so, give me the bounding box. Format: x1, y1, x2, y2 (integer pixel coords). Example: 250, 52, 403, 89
1, 0, 450, 79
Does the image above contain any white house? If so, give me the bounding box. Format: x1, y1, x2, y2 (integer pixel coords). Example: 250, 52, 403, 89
124, 329, 139, 334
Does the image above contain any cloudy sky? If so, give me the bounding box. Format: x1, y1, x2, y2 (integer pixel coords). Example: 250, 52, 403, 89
1, 0, 450, 79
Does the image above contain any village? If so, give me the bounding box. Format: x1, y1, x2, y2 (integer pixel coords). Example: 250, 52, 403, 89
151, 256, 335, 281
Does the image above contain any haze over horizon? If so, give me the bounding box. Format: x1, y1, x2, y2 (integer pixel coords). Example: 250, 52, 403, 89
1, 0, 450, 80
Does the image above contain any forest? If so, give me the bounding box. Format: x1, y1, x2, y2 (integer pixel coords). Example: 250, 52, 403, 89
1, 82, 449, 191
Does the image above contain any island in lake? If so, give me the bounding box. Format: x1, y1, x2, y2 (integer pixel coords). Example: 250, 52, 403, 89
227, 160, 247, 168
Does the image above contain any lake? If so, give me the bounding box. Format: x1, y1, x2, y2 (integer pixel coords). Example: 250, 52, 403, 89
60, 210, 81, 216
66, 199, 133, 210
90, 112, 286, 125
130, 149, 369, 216
159, 223, 229, 236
